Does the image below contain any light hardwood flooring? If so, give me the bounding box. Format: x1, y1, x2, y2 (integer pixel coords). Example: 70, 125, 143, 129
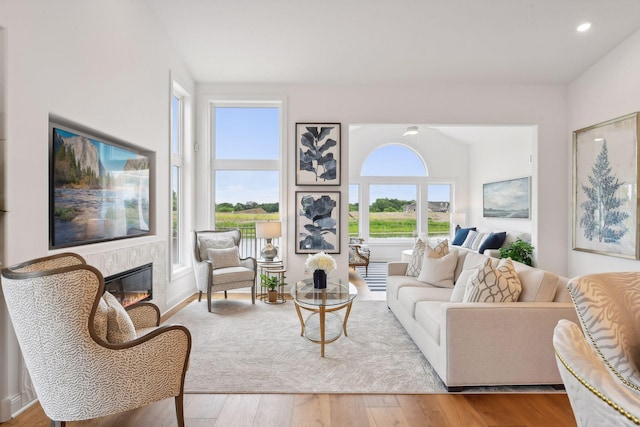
1, 270, 577, 427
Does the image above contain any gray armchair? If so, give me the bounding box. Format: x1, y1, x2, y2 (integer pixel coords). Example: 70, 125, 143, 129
1, 253, 191, 427
192, 229, 257, 311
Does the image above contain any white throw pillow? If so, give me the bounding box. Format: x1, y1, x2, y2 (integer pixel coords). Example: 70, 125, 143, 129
417, 249, 458, 288
103, 291, 137, 344
198, 236, 235, 261
461, 230, 479, 249
450, 268, 477, 302
471, 232, 489, 251
207, 247, 241, 269
406, 239, 427, 277
462, 258, 522, 303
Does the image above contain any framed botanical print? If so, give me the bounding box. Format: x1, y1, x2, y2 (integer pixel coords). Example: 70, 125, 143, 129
295, 123, 341, 185
295, 191, 340, 254
573, 112, 640, 259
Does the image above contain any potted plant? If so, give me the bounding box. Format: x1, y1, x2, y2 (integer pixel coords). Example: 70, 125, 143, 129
499, 238, 534, 266
260, 273, 280, 303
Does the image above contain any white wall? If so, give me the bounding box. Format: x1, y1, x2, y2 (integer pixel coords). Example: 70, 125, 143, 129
197, 83, 569, 285
568, 27, 640, 276
0, 0, 195, 418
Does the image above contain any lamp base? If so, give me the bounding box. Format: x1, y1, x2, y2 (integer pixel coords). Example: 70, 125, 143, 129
261, 240, 278, 261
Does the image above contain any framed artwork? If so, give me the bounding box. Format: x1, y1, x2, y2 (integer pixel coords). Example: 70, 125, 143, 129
295, 123, 341, 185
295, 191, 340, 254
573, 112, 640, 259
483, 177, 530, 219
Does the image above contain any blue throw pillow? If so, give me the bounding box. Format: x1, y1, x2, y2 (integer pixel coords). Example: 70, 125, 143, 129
451, 227, 476, 246
478, 231, 507, 254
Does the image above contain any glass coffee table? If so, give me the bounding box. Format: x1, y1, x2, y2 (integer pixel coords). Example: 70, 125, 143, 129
291, 278, 357, 357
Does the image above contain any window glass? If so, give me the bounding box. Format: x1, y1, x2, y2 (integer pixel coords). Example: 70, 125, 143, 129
369, 184, 416, 238
214, 107, 279, 160
361, 145, 425, 176
171, 165, 180, 263
348, 184, 359, 237
427, 184, 451, 238
171, 95, 181, 155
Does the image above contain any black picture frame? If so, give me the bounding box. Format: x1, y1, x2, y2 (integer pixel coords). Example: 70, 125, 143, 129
295, 123, 341, 185
49, 120, 152, 249
295, 191, 340, 254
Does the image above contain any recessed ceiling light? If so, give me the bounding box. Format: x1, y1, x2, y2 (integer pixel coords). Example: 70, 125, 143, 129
577, 22, 592, 32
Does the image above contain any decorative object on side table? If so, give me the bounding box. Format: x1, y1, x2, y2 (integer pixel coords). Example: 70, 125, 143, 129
305, 251, 337, 289
260, 273, 281, 303
499, 238, 534, 266
256, 221, 281, 261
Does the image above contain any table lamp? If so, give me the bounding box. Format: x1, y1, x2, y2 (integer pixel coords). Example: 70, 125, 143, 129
451, 213, 466, 233
256, 221, 281, 261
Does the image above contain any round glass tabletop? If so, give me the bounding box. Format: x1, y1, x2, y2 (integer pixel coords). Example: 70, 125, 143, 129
291, 278, 357, 307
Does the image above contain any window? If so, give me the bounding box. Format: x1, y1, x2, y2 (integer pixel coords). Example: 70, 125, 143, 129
348, 184, 359, 237
171, 79, 191, 273
369, 184, 417, 238
427, 184, 451, 238
211, 102, 283, 258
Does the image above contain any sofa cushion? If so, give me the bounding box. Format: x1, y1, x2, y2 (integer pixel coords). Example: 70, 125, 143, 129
387, 274, 429, 299
415, 301, 444, 345
211, 266, 255, 285
478, 231, 507, 254
406, 239, 426, 277
450, 267, 477, 302
398, 286, 453, 318
417, 249, 458, 288
513, 261, 558, 302
451, 227, 476, 246
462, 258, 521, 303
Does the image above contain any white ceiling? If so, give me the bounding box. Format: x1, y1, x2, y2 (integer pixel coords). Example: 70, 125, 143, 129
145, 0, 640, 85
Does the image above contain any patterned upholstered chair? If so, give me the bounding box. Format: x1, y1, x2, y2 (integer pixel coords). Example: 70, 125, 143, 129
192, 229, 257, 312
1, 253, 191, 427
552, 272, 640, 426
348, 237, 371, 276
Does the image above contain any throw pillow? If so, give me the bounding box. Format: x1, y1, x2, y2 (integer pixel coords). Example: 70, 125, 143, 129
198, 236, 235, 261
451, 227, 476, 246
92, 296, 109, 341
103, 291, 137, 344
449, 268, 477, 302
417, 249, 458, 288
461, 230, 479, 249
462, 258, 522, 303
478, 231, 507, 254
406, 239, 427, 277
207, 247, 241, 269
427, 239, 449, 258
471, 232, 489, 251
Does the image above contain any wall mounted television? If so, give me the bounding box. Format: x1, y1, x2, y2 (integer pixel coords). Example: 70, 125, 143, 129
49, 121, 151, 249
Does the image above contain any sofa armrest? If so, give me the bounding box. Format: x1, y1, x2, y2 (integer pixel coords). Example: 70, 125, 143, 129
388, 262, 408, 276
440, 302, 579, 386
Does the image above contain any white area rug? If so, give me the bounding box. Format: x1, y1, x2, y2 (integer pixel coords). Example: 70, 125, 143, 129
166, 299, 556, 394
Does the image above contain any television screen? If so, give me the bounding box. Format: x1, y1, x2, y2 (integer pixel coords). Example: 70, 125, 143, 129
50, 124, 151, 248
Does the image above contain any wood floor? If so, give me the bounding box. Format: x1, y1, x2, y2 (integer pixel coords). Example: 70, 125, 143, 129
1, 271, 577, 427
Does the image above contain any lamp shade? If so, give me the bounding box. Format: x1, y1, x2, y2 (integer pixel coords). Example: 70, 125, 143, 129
451, 213, 466, 225
256, 221, 282, 239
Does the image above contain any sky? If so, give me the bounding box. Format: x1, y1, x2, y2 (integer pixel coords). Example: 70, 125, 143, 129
211, 107, 450, 205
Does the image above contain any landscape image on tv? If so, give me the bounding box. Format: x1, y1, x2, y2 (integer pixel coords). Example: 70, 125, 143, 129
50, 126, 150, 248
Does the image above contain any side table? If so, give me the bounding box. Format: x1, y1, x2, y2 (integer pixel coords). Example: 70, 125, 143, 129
257, 259, 286, 304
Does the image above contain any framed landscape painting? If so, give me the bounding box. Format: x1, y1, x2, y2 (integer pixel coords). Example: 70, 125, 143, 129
296, 191, 340, 254
483, 177, 530, 219
573, 112, 640, 259
295, 123, 341, 185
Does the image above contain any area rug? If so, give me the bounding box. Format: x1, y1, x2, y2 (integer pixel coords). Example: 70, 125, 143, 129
356, 262, 387, 291
166, 299, 557, 394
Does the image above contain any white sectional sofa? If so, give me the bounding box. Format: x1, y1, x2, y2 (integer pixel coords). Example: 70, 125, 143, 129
386, 248, 579, 391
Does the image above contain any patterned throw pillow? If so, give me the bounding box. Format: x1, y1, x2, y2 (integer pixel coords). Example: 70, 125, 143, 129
103, 291, 137, 344
207, 247, 241, 269
406, 239, 427, 277
427, 239, 449, 258
461, 230, 479, 249
463, 258, 522, 303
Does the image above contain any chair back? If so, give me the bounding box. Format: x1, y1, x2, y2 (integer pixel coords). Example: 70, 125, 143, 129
1, 254, 105, 417
567, 272, 640, 393
193, 229, 241, 262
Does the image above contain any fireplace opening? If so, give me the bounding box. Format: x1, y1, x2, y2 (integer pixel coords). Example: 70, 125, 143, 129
104, 263, 152, 307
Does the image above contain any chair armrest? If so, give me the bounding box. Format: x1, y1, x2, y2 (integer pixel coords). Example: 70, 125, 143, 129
388, 262, 408, 276
192, 258, 211, 293
240, 256, 257, 274
126, 302, 160, 328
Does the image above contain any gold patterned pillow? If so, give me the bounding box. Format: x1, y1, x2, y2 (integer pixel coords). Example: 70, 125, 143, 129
463, 258, 522, 303
406, 239, 427, 277
427, 239, 449, 258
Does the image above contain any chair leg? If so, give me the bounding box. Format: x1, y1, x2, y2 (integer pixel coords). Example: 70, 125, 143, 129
224, 290, 228, 299
198, 291, 202, 302
207, 288, 212, 313
51, 421, 66, 427
251, 283, 256, 304
175, 394, 185, 427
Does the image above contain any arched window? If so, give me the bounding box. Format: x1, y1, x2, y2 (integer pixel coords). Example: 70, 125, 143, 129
361, 145, 426, 176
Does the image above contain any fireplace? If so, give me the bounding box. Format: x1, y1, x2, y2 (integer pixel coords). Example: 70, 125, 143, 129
104, 263, 153, 307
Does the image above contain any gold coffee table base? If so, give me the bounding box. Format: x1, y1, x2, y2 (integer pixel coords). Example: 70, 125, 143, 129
293, 298, 354, 357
